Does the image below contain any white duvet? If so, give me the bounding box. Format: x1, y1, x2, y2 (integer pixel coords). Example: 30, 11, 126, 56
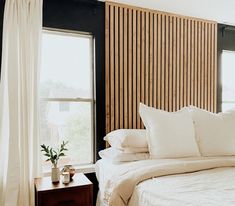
95, 157, 235, 206
129, 167, 235, 206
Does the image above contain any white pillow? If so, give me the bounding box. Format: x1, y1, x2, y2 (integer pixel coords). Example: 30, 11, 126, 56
139, 103, 200, 159
104, 129, 148, 153
187, 106, 235, 156
98, 147, 149, 163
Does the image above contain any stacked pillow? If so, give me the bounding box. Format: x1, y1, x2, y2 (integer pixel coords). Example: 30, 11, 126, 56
101, 103, 235, 163
104, 129, 148, 153
100, 129, 149, 163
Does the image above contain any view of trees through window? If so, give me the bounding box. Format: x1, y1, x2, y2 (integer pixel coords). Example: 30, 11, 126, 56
40, 30, 95, 171
222, 50, 235, 111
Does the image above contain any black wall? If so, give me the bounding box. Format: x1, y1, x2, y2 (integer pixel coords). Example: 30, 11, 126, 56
217, 24, 235, 112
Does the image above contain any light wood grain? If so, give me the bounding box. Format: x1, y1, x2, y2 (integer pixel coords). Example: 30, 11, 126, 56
119, 7, 124, 128
153, 13, 157, 109
157, 14, 161, 109
105, 2, 218, 133
137, 10, 141, 128
114, 6, 119, 129
123, 7, 128, 128
133, 9, 137, 128
161, 14, 166, 110
128, 8, 133, 128
149, 12, 153, 107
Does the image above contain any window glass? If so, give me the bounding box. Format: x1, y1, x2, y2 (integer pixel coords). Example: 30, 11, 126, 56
40, 30, 95, 171
221, 50, 235, 111
41, 32, 93, 99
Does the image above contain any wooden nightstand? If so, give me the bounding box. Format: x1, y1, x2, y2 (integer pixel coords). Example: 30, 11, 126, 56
34, 173, 93, 206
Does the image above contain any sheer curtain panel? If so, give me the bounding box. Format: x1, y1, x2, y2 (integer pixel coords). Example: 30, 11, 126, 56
0, 0, 43, 206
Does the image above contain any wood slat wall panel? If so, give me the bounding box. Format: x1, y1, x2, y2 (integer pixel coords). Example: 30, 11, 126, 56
105, 2, 218, 133
123, 8, 128, 128
137, 10, 141, 129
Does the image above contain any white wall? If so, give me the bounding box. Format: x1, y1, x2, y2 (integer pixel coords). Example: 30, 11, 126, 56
103, 0, 235, 26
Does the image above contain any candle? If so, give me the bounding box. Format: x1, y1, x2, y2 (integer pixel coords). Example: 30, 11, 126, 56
62, 172, 70, 184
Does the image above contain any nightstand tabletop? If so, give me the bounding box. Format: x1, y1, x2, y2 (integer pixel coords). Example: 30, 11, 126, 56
34, 173, 92, 192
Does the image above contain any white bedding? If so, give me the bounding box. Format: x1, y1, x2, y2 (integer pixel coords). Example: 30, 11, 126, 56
129, 167, 235, 206
95, 157, 235, 206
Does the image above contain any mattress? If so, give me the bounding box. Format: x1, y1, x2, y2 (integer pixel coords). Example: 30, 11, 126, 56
95, 157, 235, 206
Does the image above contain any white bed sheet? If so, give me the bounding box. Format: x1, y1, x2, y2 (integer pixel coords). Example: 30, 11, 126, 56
95, 158, 235, 206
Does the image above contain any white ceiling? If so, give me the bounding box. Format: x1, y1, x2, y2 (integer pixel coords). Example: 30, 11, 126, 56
102, 0, 235, 26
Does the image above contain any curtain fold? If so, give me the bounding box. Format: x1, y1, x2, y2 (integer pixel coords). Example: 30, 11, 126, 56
0, 0, 43, 206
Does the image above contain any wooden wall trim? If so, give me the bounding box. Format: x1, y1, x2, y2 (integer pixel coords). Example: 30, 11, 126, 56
106, 1, 217, 24
105, 2, 218, 133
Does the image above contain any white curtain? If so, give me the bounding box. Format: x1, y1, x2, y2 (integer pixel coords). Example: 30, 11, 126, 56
0, 0, 43, 206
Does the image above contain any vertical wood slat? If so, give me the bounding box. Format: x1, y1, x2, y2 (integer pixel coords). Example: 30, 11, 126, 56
187, 20, 191, 106
123, 8, 128, 128
165, 15, 169, 111
204, 22, 208, 110
153, 13, 157, 109
105, 2, 218, 133
133, 9, 137, 128
173, 16, 177, 111
201, 22, 205, 109
119, 7, 124, 128
198, 21, 201, 107
128, 8, 133, 128
191, 20, 195, 105
140, 11, 145, 129
149, 12, 153, 108
183, 19, 187, 107
114, 6, 119, 129
157, 14, 161, 109
194, 21, 198, 107
137, 10, 141, 129
145, 12, 149, 107
176, 17, 180, 111
161, 15, 165, 110
180, 18, 184, 108
169, 16, 173, 112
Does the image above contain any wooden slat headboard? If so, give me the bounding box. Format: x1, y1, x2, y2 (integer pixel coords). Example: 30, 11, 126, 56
105, 1, 218, 133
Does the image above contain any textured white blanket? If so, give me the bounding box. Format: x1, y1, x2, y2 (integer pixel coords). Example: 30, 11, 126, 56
102, 157, 235, 206
128, 167, 235, 206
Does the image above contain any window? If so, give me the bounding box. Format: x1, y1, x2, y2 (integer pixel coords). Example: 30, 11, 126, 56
40, 29, 95, 171
221, 50, 235, 111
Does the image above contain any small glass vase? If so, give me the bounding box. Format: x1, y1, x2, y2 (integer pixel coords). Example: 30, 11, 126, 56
51, 167, 60, 183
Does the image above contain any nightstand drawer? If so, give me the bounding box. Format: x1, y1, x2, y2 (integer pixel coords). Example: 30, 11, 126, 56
40, 186, 92, 206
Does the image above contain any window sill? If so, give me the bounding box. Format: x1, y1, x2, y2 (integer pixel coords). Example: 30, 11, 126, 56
43, 164, 96, 177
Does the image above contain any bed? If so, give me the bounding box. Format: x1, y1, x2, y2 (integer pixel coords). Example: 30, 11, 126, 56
95, 157, 235, 206
97, 102, 235, 206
